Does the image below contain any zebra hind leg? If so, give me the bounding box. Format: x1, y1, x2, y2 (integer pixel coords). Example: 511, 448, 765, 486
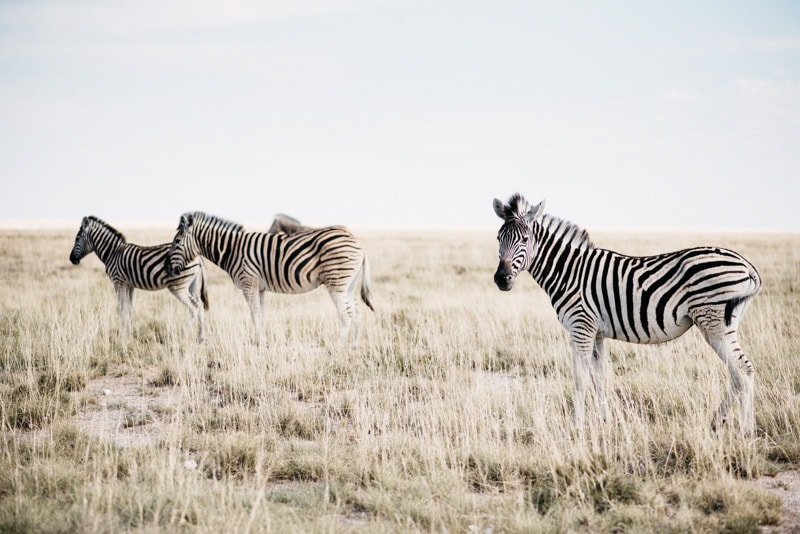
691, 300, 756, 437
328, 286, 357, 346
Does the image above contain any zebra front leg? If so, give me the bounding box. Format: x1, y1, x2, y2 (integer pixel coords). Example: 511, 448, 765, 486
195, 305, 205, 343
243, 288, 265, 344
116, 285, 133, 338
187, 272, 206, 342
570, 335, 594, 430
171, 287, 205, 343
591, 335, 609, 422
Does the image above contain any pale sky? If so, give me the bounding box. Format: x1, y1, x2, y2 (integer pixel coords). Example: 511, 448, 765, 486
1, 1, 799, 230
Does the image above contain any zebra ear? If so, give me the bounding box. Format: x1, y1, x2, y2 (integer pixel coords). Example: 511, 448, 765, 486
525, 200, 545, 224
493, 198, 507, 220
180, 213, 194, 229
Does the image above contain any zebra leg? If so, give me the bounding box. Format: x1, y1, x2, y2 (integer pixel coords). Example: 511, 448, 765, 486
127, 287, 135, 336
170, 285, 204, 343
188, 273, 206, 342
570, 335, 594, 429
192, 281, 206, 343
242, 288, 265, 344
591, 335, 609, 422
691, 304, 756, 436
116, 287, 127, 335
328, 287, 356, 346
258, 289, 268, 340
345, 270, 364, 346
116, 285, 133, 337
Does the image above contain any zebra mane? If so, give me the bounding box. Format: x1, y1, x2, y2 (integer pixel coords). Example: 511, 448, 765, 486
539, 214, 594, 250
506, 193, 531, 220
84, 216, 126, 243
184, 211, 245, 233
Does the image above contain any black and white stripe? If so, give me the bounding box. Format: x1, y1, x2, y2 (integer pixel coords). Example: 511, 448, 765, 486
70, 216, 208, 341
165, 211, 374, 345
493, 194, 761, 435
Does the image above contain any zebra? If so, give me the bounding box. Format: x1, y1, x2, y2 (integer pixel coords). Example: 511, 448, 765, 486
493, 194, 761, 435
268, 214, 311, 235
164, 211, 374, 345
69, 216, 209, 341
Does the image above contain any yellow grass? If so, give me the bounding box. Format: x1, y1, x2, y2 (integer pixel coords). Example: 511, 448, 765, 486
1, 226, 798, 532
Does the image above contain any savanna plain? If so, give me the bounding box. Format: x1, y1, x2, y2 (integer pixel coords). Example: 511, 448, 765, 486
1, 225, 799, 533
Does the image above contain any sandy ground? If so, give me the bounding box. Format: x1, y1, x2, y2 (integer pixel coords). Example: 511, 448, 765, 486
755, 470, 800, 533
73, 373, 180, 448
73, 373, 800, 531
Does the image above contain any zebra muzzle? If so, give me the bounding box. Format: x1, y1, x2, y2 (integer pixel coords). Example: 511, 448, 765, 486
494, 265, 515, 291
165, 261, 179, 276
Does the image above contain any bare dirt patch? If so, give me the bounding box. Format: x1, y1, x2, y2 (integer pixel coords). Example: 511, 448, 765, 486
73, 371, 180, 448
753, 469, 800, 533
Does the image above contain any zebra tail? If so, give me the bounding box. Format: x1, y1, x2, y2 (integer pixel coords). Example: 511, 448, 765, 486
200, 263, 210, 311
360, 254, 375, 312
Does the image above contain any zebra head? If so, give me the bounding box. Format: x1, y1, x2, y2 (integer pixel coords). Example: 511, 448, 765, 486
69, 216, 94, 265
493, 194, 545, 291
165, 212, 199, 276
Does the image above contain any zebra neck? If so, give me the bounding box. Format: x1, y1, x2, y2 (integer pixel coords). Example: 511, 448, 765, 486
90, 228, 125, 265
199, 229, 238, 270
528, 220, 591, 302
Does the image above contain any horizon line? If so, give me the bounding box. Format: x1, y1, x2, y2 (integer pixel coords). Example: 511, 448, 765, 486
0, 218, 797, 234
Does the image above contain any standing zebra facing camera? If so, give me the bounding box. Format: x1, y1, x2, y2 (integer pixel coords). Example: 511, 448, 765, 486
493, 194, 761, 436
69, 216, 209, 342
165, 211, 374, 346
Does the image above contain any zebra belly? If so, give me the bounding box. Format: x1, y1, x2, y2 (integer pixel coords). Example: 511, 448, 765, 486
257, 274, 322, 295
597, 309, 693, 344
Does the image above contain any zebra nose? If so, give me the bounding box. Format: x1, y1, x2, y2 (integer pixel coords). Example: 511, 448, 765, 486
494, 269, 514, 291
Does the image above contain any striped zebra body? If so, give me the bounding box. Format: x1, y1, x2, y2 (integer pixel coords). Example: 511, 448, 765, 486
493, 194, 761, 435
70, 216, 208, 341
165, 212, 373, 345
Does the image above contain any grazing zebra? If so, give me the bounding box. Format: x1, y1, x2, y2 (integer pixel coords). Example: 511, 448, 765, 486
493, 194, 761, 435
165, 211, 374, 345
268, 214, 311, 235
69, 216, 209, 341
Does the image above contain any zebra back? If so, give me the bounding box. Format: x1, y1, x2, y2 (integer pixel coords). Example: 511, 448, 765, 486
268, 214, 311, 235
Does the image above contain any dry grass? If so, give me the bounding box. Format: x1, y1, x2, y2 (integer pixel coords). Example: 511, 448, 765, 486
1, 226, 798, 532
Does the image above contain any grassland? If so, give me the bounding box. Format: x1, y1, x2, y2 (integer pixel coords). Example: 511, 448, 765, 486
1, 226, 798, 533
